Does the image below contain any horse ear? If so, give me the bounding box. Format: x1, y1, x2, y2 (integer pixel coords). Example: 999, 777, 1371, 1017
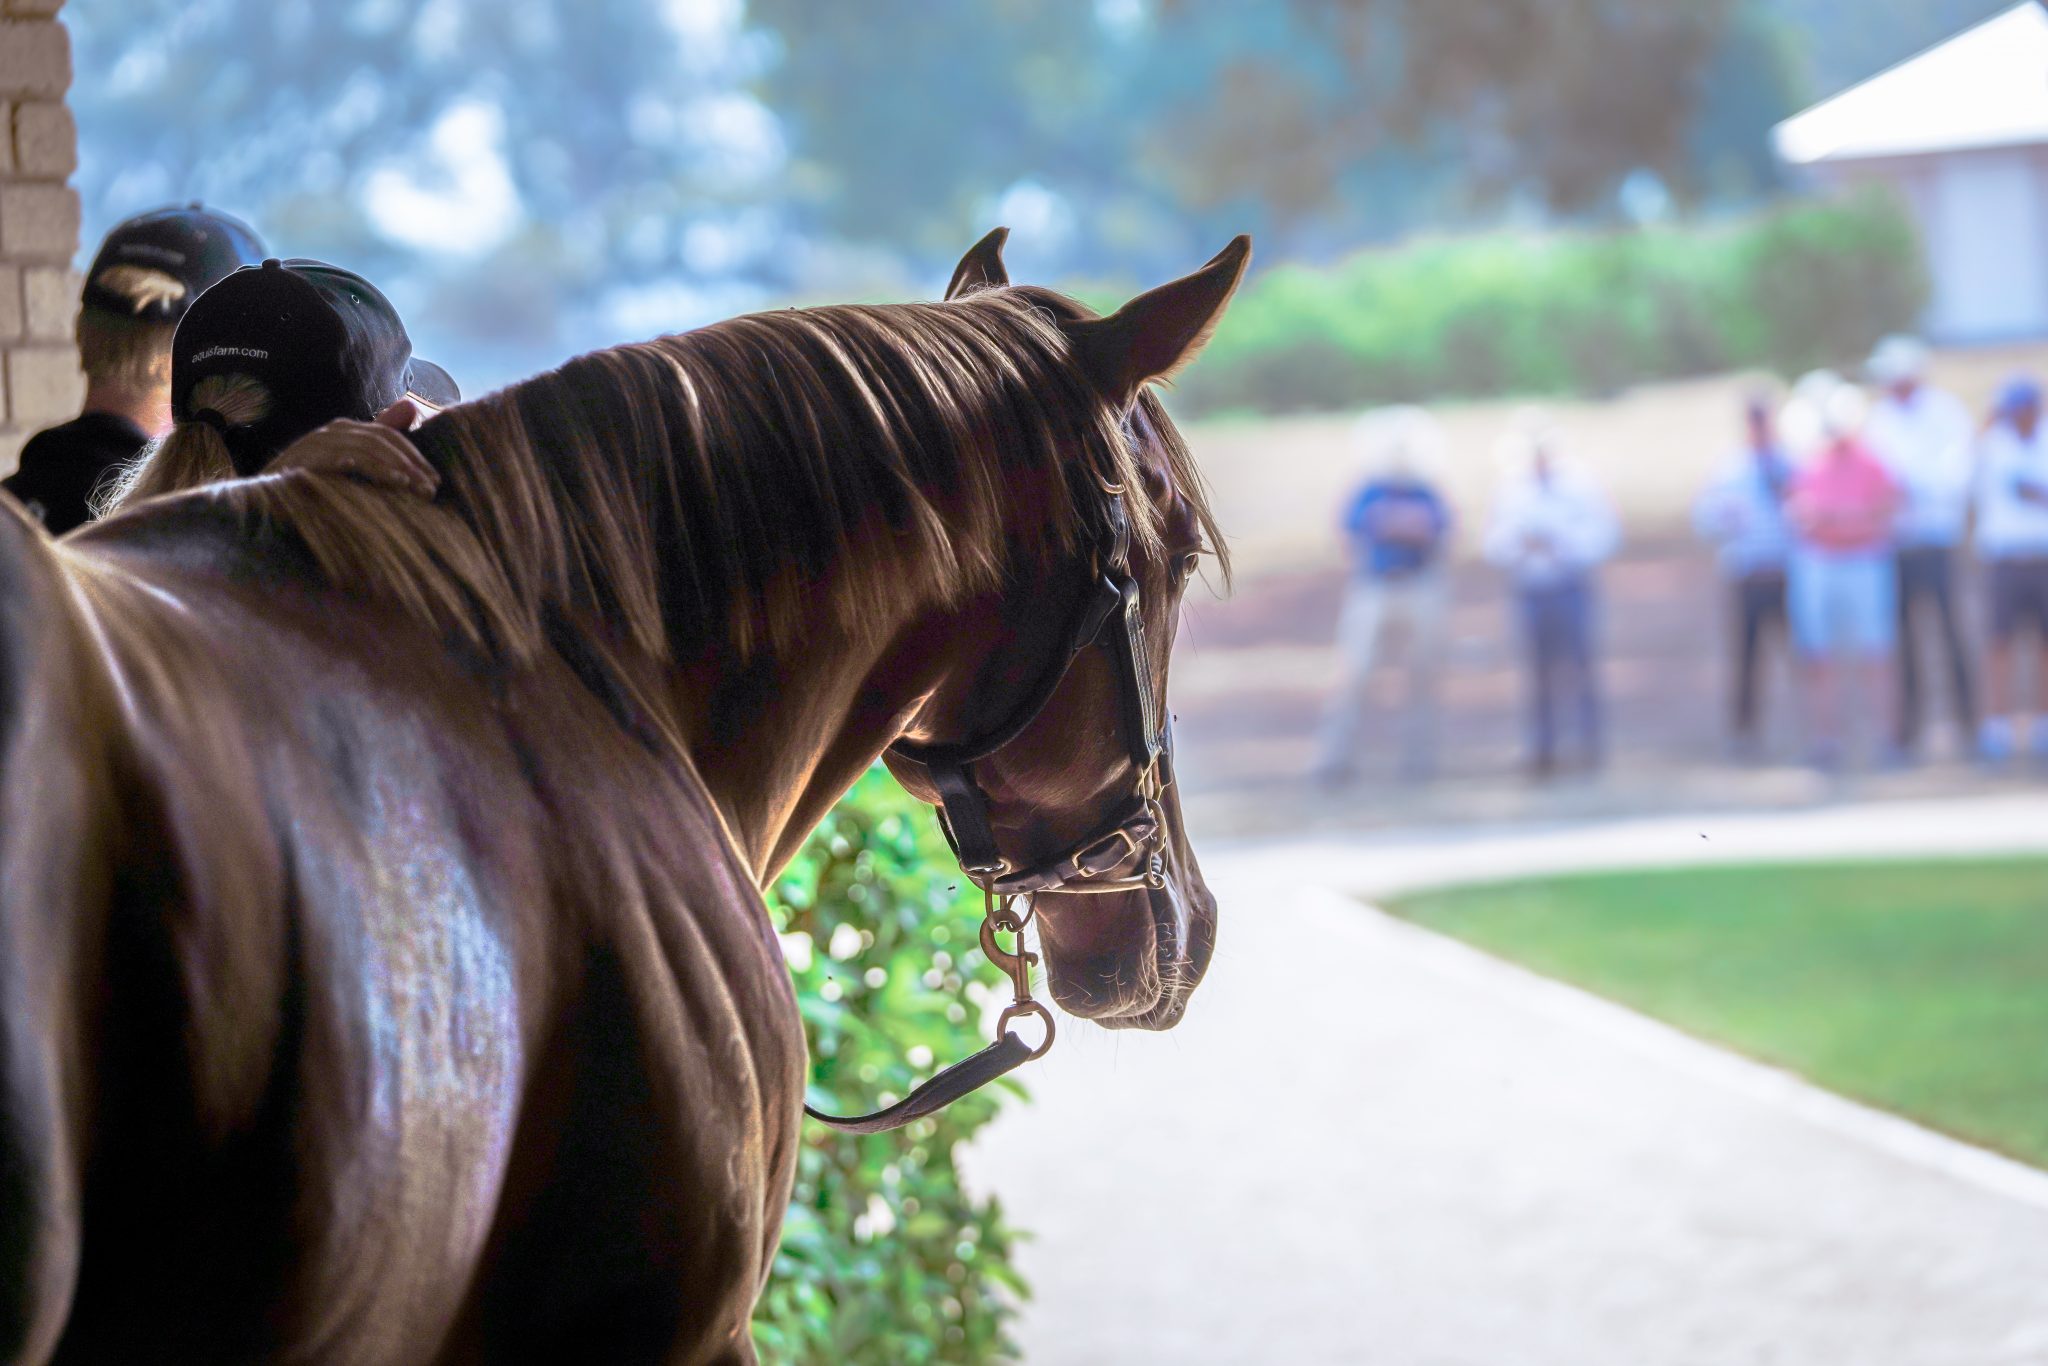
946, 227, 1011, 299
1069, 235, 1251, 409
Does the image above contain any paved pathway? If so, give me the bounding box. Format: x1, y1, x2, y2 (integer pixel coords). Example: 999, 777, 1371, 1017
969, 795, 2048, 1365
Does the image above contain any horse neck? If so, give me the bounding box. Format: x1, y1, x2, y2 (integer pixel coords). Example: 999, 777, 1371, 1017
650, 477, 1087, 887
668, 590, 1005, 890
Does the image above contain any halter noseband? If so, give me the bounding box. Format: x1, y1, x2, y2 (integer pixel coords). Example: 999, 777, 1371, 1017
803, 491, 1177, 1134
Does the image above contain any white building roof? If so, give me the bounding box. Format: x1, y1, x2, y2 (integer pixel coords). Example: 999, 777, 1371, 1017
1775, 2, 2048, 165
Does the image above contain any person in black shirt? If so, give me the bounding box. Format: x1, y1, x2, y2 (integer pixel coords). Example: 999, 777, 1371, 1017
3, 204, 264, 533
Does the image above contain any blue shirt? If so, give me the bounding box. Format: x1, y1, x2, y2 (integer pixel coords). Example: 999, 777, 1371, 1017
1693, 445, 1793, 578
1344, 478, 1450, 580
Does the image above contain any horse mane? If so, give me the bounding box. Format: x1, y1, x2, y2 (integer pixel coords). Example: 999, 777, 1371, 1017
196, 286, 1221, 664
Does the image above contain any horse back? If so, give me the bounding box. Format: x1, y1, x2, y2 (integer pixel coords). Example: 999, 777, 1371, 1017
0, 499, 123, 1363
8, 502, 801, 1364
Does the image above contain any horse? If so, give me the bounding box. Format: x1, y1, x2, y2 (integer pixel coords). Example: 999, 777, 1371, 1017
0, 228, 1245, 1363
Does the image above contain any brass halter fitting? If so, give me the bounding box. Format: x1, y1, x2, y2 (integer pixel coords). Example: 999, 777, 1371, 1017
979, 891, 1054, 1059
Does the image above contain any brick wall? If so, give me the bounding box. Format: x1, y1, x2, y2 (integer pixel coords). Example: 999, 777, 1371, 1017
0, 0, 78, 478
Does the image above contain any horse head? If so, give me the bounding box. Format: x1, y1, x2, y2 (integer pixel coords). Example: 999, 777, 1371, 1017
886, 230, 1246, 1032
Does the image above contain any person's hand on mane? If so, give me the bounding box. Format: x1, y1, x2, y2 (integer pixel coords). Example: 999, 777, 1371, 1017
269, 397, 440, 499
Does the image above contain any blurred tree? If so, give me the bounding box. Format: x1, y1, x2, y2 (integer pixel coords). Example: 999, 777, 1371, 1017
748, 0, 1104, 256
746, 0, 1248, 286
1151, 0, 1742, 217
747, 0, 2016, 268
68, 0, 783, 386
1681, 3, 1807, 203
1771, 0, 2013, 94
61, 0, 1991, 388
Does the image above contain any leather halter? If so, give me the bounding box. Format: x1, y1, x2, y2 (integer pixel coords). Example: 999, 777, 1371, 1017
804, 493, 1175, 1133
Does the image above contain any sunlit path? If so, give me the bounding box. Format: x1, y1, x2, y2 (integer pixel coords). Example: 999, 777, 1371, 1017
972, 796, 2048, 1366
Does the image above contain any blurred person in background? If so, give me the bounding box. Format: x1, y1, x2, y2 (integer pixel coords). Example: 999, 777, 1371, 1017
1863, 335, 1977, 758
1970, 375, 2048, 766
1693, 391, 1794, 759
1484, 415, 1618, 779
1313, 406, 1455, 784
1783, 378, 1902, 770
2, 204, 265, 533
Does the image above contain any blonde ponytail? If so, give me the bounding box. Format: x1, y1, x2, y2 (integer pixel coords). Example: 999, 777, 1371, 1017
94, 372, 275, 517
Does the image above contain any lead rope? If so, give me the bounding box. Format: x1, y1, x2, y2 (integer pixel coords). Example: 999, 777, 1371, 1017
801, 889, 1053, 1134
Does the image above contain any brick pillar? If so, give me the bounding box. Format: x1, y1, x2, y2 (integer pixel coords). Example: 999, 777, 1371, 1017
0, 0, 79, 478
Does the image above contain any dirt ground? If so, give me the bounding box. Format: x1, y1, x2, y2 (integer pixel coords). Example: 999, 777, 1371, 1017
1168, 347, 2048, 839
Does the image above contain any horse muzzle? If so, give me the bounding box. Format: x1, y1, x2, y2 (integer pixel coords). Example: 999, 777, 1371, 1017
1032, 870, 1214, 1030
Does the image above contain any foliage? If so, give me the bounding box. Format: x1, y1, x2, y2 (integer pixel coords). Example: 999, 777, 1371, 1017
753, 769, 1027, 1364
1171, 190, 1927, 416
747, 0, 1122, 264
1772, 0, 2013, 97
65, 0, 1966, 392
64, 0, 780, 386
1388, 858, 2048, 1167
1163, 0, 1742, 213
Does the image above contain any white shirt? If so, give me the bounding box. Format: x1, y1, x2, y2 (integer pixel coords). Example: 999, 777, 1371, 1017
1974, 422, 2048, 559
1485, 469, 1619, 586
1864, 385, 1975, 546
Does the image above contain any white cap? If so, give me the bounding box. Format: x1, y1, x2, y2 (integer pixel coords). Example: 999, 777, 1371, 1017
1494, 406, 1566, 477
1867, 334, 1930, 386
1351, 405, 1445, 479
1778, 369, 1844, 458
1822, 380, 1870, 437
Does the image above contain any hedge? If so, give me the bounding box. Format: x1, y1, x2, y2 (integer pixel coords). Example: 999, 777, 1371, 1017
754, 768, 1027, 1363
1169, 190, 1927, 417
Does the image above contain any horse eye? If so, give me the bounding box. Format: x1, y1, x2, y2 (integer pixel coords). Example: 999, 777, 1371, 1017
1177, 552, 1201, 581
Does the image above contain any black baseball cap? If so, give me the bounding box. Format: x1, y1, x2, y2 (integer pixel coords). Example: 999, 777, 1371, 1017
172, 257, 460, 476
81, 203, 266, 322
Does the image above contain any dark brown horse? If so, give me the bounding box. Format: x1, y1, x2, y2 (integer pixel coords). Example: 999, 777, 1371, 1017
0, 231, 1244, 1363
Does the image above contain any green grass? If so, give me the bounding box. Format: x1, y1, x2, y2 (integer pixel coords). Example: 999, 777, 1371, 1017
1387, 860, 2048, 1168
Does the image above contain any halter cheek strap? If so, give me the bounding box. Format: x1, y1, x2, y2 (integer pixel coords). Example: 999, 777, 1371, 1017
930, 763, 1003, 878
904, 571, 1124, 879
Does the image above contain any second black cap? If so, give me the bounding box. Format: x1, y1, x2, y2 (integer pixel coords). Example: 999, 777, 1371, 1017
82, 203, 266, 323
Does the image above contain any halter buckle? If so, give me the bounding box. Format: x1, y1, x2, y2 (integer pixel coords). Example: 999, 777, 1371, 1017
1072, 826, 1142, 880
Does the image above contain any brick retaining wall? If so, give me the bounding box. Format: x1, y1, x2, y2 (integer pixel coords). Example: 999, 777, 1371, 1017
0, 0, 78, 477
